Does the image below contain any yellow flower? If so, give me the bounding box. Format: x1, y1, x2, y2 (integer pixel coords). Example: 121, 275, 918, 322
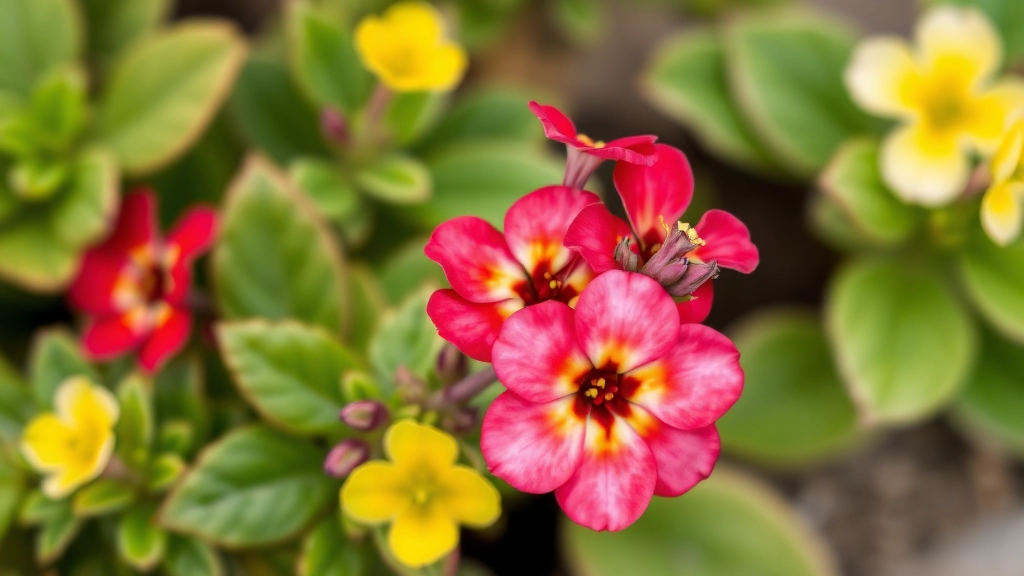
982, 119, 1024, 245
341, 420, 500, 567
20, 376, 119, 499
845, 6, 1024, 206
354, 1, 467, 92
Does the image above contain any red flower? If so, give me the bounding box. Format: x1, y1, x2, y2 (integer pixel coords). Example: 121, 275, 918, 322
68, 191, 217, 373
529, 101, 658, 190
481, 270, 742, 531
426, 186, 598, 362
565, 144, 758, 323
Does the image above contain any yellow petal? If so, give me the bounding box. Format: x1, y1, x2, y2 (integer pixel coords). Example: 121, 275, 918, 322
881, 123, 969, 206
40, 434, 114, 500
421, 43, 468, 92
380, 1, 444, 45
916, 6, 1001, 88
54, 376, 119, 431
388, 502, 458, 567
991, 119, 1024, 183
20, 414, 75, 472
982, 181, 1024, 246
385, 420, 458, 475
964, 80, 1024, 153
844, 37, 919, 117
438, 465, 501, 528
341, 462, 408, 524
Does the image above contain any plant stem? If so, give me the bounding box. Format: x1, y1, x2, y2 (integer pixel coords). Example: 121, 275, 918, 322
425, 366, 497, 410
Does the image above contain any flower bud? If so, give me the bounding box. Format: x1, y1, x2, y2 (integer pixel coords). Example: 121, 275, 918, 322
324, 439, 370, 479
340, 400, 389, 432
441, 406, 479, 436
614, 237, 639, 272
435, 343, 468, 386
320, 107, 349, 145
395, 366, 427, 404
638, 221, 719, 298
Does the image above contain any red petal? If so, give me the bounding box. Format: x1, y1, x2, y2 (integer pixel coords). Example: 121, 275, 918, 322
481, 392, 586, 494
104, 191, 158, 256
555, 415, 656, 531
424, 216, 524, 303
528, 101, 578, 145
624, 404, 719, 497
166, 206, 218, 262
574, 271, 678, 373
564, 204, 635, 274
427, 290, 520, 363
691, 209, 758, 273
67, 250, 124, 315
623, 323, 743, 430
589, 135, 659, 165
612, 144, 694, 248
504, 186, 600, 276
138, 308, 191, 372
163, 262, 191, 308
492, 301, 592, 403
676, 281, 714, 324
82, 313, 146, 360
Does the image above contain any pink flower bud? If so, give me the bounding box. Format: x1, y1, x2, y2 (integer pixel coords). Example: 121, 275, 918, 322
436, 343, 468, 386
323, 439, 370, 479
340, 400, 388, 432
320, 107, 349, 145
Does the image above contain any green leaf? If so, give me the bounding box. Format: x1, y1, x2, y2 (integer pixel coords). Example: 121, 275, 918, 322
290, 157, 372, 247
18, 490, 67, 526
298, 515, 371, 576
0, 353, 34, 442
163, 534, 223, 576
368, 289, 445, 390
117, 503, 167, 571
114, 373, 154, 472
376, 236, 448, 305
347, 265, 387, 354
819, 138, 922, 245
718, 308, 861, 466
217, 320, 360, 436
0, 450, 25, 542
95, 21, 246, 175
35, 498, 80, 564
72, 479, 135, 518
561, 465, 839, 576
26, 67, 89, 153
826, 259, 976, 424
399, 142, 563, 229
154, 355, 209, 457
28, 328, 98, 409
643, 29, 777, 173
808, 192, 871, 254
726, 10, 874, 177
356, 153, 431, 204
386, 92, 447, 145
160, 426, 334, 548
146, 453, 186, 493
417, 88, 544, 153
930, 0, 1024, 64
52, 147, 120, 248
230, 57, 330, 166
0, 0, 81, 97
551, 0, 604, 43
214, 156, 347, 334
958, 232, 1024, 344
80, 0, 168, 65
953, 328, 1024, 455
287, 1, 372, 114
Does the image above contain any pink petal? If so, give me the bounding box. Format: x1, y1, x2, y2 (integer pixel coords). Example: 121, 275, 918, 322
82, 313, 147, 360
139, 308, 191, 373
676, 281, 713, 324
504, 186, 600, 276
162, 261, 192, 308
555, 414, 657, 531
574, 271, 678, 373
492, 301, 592, 403
104, 191, 158, 256
623, 323, 743, 430
67, 251, 124, 315
424, 216, 525, 303
626, 405, 719, 497
427, 289, 521, 362
691, 209, 758, 274
588, 135, 659, 165
481, 392, 586, 494
612, 144, 694, 248
564, 204, 635, 274
166, 206, 218, 263
528, 101, 578, 145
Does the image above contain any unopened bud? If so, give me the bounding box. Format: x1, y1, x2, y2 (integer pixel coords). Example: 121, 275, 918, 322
340, 400, 388, 432
441, 406, 479, 436
395, 366, 427, 403
614, 237, 639, 271
638, 221, 718, 297
321, 107, 349, 145
436, 344, 468, 386
323, 439, 370, 479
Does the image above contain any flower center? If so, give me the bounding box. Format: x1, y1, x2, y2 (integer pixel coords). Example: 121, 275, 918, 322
138, 264, 167, 304
578, 370, 620, 406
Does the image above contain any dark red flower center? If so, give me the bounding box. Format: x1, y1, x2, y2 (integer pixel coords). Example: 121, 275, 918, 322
138, 263, 169, 304
514, 257, 584, 306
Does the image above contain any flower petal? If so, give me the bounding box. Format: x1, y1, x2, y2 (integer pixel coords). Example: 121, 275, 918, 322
67, 250, 124, 315
481, 392, 585, 494
504, 186, 600, 276
82, 312, 148, 360
624, 405, 719, 497
691, 209, 759, 273
676, 281, 713, 324
964, 79, 1024, 153
388, 501, 458, 567
623, 323, 743, 430
427, 290, 520, 362
564, 203, 635, 274
54, 376, 119, 431
881, 123, 968, 206
104, 191, 158, 256
916, 6, 1001, 89
341, 461, 408, 523
138, 307, 191, 373
41, 434, 114, 500
528, 101, 578, 145
424, 216, 524, 303
166, 206, 218, 263
163, 261, 192, 308
844, 37, 919, 118
982, 181, 1024, 246
386, 419, 458, 474
991, 119, 1024, 184
574, 271, 678, 373
588, 135, 659, 165
554, 414, 656, 531
612, 144, 694, 248
492, 301, 591, 402
438, 466, 501, 527
20, 414, 75, 471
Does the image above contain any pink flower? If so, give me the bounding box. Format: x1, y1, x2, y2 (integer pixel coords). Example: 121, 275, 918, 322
565, 144, 758, 323
426, 186, 598, 362
481, 270, 742, 531
68, 191, 217, 373
529, 101, 658, 190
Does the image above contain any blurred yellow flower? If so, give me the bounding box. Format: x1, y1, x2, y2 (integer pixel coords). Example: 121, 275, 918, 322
20, 376, 119, 499
354, 1, 467, 93
982, 119, 1024, 245
340, 419, 500, 567
845, 6, 1024, 206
